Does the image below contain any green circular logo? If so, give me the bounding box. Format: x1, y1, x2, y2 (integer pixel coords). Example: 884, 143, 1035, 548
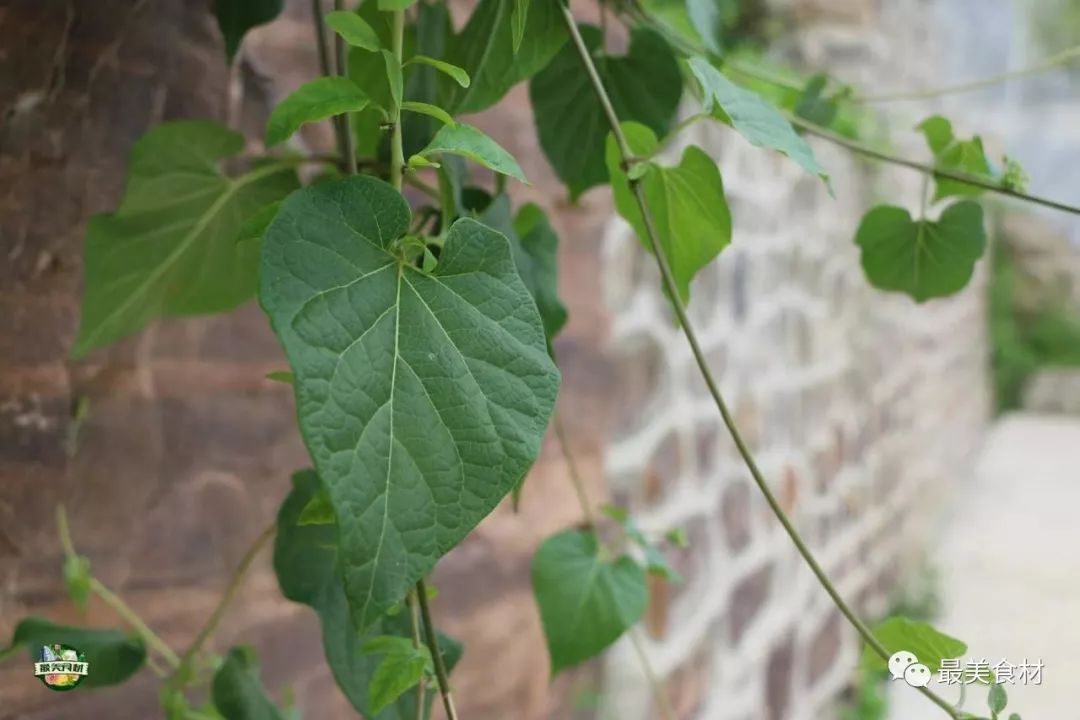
34, 644, 88, 691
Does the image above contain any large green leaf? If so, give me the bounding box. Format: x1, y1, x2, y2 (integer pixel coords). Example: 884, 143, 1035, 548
688, 56, 828, 182
855, 201, 986, 302
211, 646, 286, 720
917, 115, 994, 201
530, 25, 682, 200
444, 0, 566, 113
606, 122, 732, 303
417, 122, 527, 183
214, 0, 283, 61
861, 616, 967, 675
261, 176, 559, 630
72, 121, 298, 357
1, 618, 146, 687
532, 530, 647, 675
266, 76, 370, 147
476, 196, 567, 346
274, 471, 462, 720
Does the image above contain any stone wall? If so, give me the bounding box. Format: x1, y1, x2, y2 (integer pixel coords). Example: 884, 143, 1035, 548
595, 2, 993, 718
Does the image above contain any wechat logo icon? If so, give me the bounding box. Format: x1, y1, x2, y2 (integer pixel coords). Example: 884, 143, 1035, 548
889, 650, 932, 688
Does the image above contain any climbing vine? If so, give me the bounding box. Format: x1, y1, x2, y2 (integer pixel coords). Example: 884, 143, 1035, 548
7, 0, 1080, 718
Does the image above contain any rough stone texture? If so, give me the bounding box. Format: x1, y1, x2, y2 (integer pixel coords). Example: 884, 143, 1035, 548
596, 2, 992, 718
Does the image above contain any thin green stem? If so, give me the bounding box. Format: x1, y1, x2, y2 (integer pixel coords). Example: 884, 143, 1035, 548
310, 0, 333, 79
408, 591, 426, 720
855, 44, 1080, 102
556, 6, 960, 717
552, 412, 596, 529
788, 114, 1080, 216
172, 522, 277, 687
628, 629, 677, 720
416, 579, 459, 720
390, 9, 407, 190
311, 0, 352, 169
56, 506, 181, 668
333, 0, 358, 175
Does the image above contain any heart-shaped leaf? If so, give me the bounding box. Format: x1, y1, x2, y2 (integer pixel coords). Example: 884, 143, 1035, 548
689, 56, 828, 183
273, 471, 462, 719
855, 201, 986, 302
73, 121, 298, 357
532, 530, 647, 675
530, 25, 682, 200
606, 122, 732, 303
261, 177, 559, 630
1, 618, 146, 687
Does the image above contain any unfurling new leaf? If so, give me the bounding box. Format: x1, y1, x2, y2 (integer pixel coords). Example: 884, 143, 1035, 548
917, 115, 995, 201
260, 177, 559, 630
532, 529, 648, 674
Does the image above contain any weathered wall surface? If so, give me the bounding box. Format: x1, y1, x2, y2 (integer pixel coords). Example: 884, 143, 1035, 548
596, 2, 992, 718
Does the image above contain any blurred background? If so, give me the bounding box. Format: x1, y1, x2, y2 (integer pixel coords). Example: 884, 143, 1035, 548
2, 0, 1079, 718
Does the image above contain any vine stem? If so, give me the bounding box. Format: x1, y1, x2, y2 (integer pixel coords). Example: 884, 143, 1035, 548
310, 0, 351, 169
389, 8, 406, 191
171, 522, 277, 687
408, 591, 426, 720
787, 114, 1080, 216
333, 0, 358, 175
416, 579, 459, 720
555, 5, 961, 717
854, 44, 1080, 102
55, 506, 181, 668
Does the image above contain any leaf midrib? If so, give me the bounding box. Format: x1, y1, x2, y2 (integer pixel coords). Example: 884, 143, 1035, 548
79, 161, 291, 351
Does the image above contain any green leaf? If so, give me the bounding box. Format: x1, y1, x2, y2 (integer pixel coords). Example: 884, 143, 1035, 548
214, 0, 283, 62
72, 121, 298, 357
2, 618, 146, 687
63, 555, 91, 612
510, 0, 530, 53
379, 0, 418, 9
364, 639, 432, 714
530, 25, 682, 200
855, 201, 986, 302
686, 0, 739, 55
273, 471, 463, 720
793, 74, 846, 128
265, 370, 294, 385
475, 196, 568, 346
860, 616, 967, 675
606, 122, 732, 303
665, 528, 688, 548
266, 77, 370, 147
237, 201, 285, 245
406, 56, 470, 88
211, 646, 286, 720
638, 0, 704, 50
418, 123, 527, 183
688, 56, 829, 182
402, 101, 455, 127
532, 529, 648, 674
325, 11, 381, 51
261, 177, 559, 630
298, 487, 335, 525
989, 683, 1008, 714
444, 0, 566, 113
601, 506, 681, 582
382, 49, 404, 114
917, 115, 993, 201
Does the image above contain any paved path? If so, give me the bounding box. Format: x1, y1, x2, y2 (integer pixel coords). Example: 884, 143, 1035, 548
888, 414, 1080, 719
